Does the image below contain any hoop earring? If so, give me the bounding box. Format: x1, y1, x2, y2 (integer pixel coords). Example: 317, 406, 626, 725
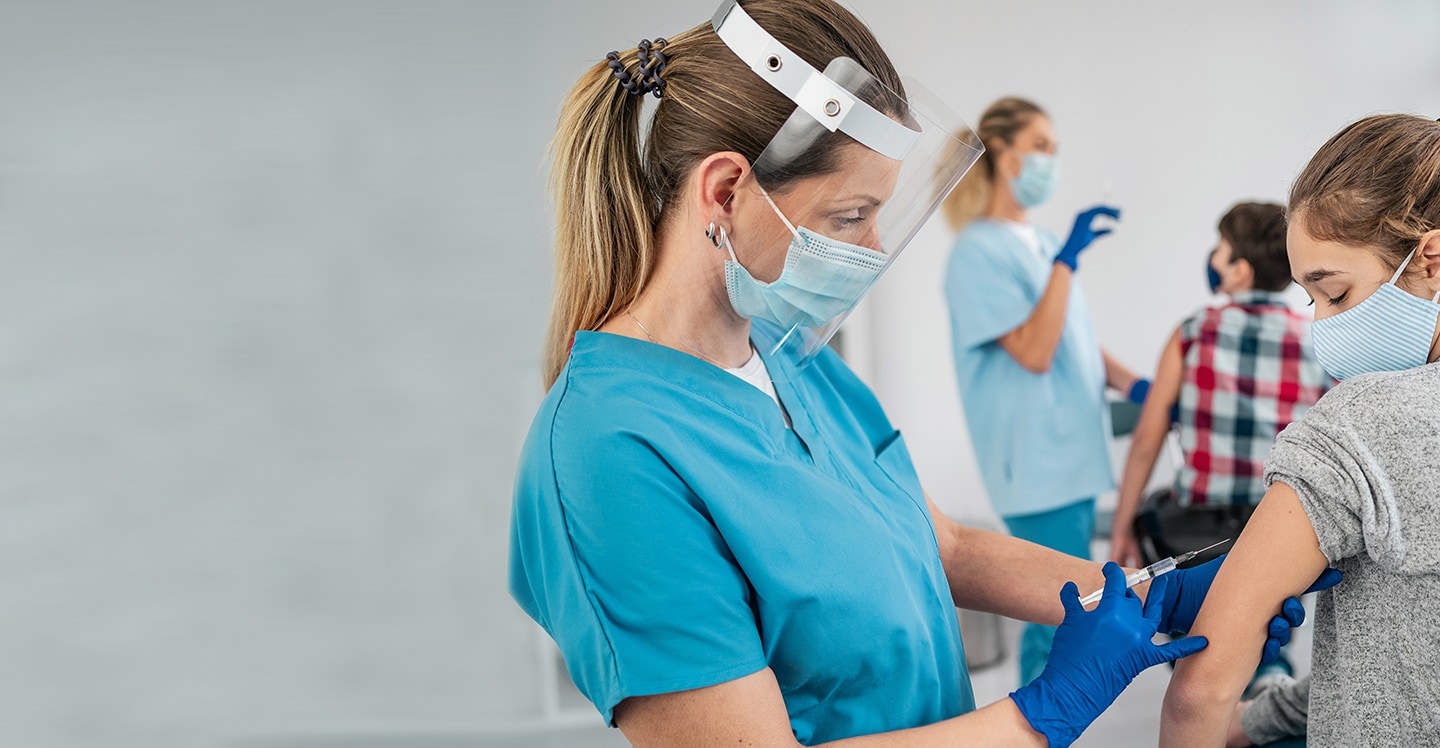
705, 222, 727, 249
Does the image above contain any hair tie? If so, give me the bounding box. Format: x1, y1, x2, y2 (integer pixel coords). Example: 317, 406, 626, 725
606, 38, 669, 99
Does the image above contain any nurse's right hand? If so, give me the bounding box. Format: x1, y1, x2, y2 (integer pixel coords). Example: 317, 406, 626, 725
1009, 563, 1208, 748
1055, 205, 1121, 271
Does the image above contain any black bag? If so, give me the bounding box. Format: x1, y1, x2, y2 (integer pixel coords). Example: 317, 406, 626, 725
1131, 487, 1251, 569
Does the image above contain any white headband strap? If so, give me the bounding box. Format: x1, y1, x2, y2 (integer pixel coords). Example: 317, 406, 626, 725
710, 0, 918, 160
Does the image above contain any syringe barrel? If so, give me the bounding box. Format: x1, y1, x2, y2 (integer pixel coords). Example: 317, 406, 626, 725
1123, 568, 1152, 587
1146, 557, 1178, 576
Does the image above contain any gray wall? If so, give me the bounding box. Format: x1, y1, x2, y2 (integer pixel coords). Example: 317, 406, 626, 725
2, 2, 554, 746
2, 1, 1437, 747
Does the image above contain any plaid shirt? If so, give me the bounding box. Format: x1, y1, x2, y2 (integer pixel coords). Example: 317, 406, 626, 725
1175, 291, 1333, 506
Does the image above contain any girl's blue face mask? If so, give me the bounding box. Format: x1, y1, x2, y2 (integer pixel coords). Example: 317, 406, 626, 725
723, 188, 888, 330
1310, 245, 1440, 381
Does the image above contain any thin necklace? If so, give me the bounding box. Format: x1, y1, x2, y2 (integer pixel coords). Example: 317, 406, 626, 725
625, 309, 659, 344
625, 309, 732, 369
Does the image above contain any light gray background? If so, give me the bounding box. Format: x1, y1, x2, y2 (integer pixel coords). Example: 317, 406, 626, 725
1, 1, 1436, 747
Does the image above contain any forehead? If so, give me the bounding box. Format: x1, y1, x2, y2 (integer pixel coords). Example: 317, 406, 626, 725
1285, 216, 1336, 268
1015, 115, 1054, 141
1286, 214, 1389, 278
790, 141, 901, 197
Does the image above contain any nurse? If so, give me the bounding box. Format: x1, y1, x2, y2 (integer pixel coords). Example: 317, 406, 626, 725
941, 97, 1147, 686
509, 2, 1312, 745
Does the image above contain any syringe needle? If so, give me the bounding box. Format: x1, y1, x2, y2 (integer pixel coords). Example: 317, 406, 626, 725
1176, 538, 1232, 564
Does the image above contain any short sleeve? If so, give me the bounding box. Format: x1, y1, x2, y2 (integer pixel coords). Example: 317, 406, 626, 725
1177, 312, 1202, 357
1263, 393, 1384, 565
945, 230, 1037, 351
543, 398, 767, 723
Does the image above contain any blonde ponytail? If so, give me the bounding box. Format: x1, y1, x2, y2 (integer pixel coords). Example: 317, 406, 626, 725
940, 97, 1046, 232
542, 50, 657, 389
940, 127, 993, 231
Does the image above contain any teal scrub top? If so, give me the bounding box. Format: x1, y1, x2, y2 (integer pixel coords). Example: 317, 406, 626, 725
944, 220, 1114, 518
509, 322, 975, 745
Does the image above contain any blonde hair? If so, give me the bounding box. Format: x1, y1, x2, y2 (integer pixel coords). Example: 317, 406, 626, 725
1289, 114, 1440, 275
940, 97, 1046, 231
542, 0, 904, 388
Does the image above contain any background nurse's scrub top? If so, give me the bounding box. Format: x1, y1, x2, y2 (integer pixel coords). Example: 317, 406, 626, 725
944, 219, 1114, 518
509, 321, 975, 745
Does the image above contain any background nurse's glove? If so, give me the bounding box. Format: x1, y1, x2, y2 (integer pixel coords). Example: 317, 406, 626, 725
1158, 556, 1343, 662
1010, 564, 1207, 748
1126, 378, 1151, 405
1054, 205, 1121, 271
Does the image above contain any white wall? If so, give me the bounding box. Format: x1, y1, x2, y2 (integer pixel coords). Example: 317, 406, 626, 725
2, 1, 1437, 746
857, 0, 1440, 524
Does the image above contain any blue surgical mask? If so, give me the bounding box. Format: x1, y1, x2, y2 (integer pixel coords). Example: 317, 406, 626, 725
1010, 152, 1059, 209
1207, 259, 1223, 294
724, 190, 888, 329
1310, 246, 1440, 381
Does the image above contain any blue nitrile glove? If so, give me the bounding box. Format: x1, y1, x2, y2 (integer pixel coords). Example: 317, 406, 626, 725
1262, 597, 1306, 665
1158, 555, 1344, 663
1127, 378, 1151, 405
1054, 205, 1121, 271
1011, 563, 1207, 748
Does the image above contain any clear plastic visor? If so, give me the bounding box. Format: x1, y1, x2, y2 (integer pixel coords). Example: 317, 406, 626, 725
720, 56, 982, 371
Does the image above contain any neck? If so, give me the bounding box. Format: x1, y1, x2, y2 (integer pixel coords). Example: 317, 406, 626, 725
983, 178, 1026, 223
622, 218, 755, 369
1430, 320, 1440, 365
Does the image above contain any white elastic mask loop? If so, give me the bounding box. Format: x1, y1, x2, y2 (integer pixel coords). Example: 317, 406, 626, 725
1389, 244, 1440, 302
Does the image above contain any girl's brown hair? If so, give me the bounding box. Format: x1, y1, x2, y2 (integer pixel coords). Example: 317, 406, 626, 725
1288, 114, 1440, 274
940, 97, 1046, 231
542, 0, 903, 388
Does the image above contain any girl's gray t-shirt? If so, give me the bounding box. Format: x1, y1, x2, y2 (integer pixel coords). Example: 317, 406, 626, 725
1262, 360, 1440, 745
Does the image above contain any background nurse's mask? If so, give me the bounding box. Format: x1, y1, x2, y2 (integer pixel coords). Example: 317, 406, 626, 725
723, 189, 888, 329
1311, 245, 1440, 381
1011, 152, 1060, 209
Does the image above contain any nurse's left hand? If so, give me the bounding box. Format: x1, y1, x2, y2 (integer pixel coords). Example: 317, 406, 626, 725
1158, 555, 1344, 663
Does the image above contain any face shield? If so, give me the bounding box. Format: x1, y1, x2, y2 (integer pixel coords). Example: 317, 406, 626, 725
707, 0, 983, 368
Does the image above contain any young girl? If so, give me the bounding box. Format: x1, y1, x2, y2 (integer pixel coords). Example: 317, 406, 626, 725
1160, 113, 1440, 745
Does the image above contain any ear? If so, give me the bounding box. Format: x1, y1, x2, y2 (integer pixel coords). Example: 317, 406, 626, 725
1417, 229, 1440, 297
1417, 229, 1440, 277
690, 151, 750, 227
985, 138, 1015, 180
1233, 257, 1256, 288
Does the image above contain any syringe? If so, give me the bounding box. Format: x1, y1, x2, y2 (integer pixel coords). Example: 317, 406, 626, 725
1080, 539, 1231, 607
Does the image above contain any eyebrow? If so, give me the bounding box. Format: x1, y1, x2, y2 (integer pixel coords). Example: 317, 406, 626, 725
1296, 269, 1344, 284
837, 194, 883, 207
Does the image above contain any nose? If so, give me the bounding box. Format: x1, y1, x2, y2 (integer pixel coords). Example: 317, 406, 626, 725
862, 225, 884, 254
